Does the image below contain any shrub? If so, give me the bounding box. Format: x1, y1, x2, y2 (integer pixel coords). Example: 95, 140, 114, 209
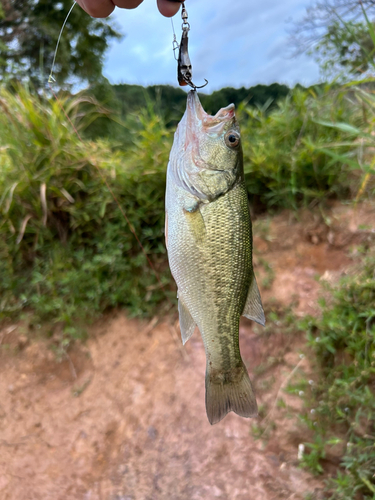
297, 249, 375, 498
0, 82, 373, 340
0, 85, 173, 339
241, 86, 363, 210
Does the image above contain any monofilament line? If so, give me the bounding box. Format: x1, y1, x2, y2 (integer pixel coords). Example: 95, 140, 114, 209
48, 1, 77, 83
171, 18, 179, 61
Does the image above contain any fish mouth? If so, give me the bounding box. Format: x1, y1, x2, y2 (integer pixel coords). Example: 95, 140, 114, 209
184, 91, 236, 149
186, 91, 235, 131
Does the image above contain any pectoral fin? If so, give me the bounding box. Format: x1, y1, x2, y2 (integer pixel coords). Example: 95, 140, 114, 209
242, 274, 266, 326
183, 206, 206, 244
178, 298, 196, 345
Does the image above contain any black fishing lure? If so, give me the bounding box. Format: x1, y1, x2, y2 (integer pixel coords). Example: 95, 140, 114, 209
174, 3, 208, 90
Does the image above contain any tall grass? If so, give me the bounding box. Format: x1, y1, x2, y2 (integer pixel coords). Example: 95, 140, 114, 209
0, 85, 173, 341
0, 81, 373, 338
241, 85, 371, 210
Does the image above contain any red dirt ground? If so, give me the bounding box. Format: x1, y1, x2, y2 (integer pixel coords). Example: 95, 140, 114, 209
0, 201, 374, 500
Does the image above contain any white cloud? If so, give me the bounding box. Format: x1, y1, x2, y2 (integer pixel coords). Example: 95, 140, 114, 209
103, 0, 320, 90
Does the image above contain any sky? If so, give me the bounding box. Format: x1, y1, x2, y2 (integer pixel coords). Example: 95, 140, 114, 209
102, 0, 321, 92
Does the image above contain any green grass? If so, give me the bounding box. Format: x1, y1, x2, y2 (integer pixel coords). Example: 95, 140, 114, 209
0, 85, 173, 342
241, 85, 370, 210
0, 81, 374, 344
294, 249, 375, 498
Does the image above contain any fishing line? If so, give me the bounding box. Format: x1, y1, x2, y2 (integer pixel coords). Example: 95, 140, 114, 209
49, 1, 77, 83
47, 2, 171, 305
171, 18, 179, 61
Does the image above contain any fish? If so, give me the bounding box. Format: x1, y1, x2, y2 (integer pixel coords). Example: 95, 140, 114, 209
165, 91, 265, 425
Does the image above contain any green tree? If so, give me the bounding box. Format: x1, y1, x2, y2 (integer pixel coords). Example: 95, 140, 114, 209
290, 0, 375, 78
110, 83, 291, 125
0, 0, 122, 88
199, 84, 290, 115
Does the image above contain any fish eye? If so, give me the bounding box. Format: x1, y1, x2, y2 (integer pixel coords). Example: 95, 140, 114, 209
225, 131, 240, 148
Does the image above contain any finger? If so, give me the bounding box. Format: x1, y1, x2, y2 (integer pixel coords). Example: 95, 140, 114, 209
157, 0, 183, 18
76, 0, 115, 18
113, 0, 144, 8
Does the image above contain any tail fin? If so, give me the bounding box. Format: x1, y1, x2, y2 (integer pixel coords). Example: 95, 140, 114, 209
205, 362, 258, 425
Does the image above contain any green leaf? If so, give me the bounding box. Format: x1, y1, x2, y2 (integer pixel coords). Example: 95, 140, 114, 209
313, 120, 362, 135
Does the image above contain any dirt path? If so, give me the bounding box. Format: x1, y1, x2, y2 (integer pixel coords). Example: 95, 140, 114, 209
0, 202, 374, 500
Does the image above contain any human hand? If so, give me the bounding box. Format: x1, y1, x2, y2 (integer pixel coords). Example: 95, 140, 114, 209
76, 0, 183, 18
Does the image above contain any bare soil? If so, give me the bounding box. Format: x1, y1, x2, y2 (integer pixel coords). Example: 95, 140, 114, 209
0, 201, 374, 500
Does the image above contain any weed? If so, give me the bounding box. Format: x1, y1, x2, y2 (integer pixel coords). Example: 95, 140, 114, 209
72, 378, 92, 397
241, 87, 358, 210
257, 256, 275, 290
0, 85, 173, 343
295, 249, 375, 498
0, 81, 373, 350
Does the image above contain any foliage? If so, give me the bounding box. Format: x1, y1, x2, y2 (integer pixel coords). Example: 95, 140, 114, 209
240, 85, 359, 209
79, 77, 125, 141
112, 83, 188, 128
295, 249, 375, 498
315, 20, 375, 77
199, 84, 290, 115
0, 0, 121, 88
0, 78, 373, 342
310, 82, 375, 201
0, 85, 173, 342
98, 81, 372, 211
290, 0, 375, 79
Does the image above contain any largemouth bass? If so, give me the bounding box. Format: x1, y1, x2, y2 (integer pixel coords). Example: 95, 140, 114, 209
165, 91, 265, 425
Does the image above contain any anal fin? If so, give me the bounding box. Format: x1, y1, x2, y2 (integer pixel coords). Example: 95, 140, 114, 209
178, 297, 196, 345
242, 273, 266, 326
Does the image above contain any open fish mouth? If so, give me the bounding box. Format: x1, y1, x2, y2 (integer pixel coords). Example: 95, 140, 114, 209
186, 91, 235, 130
183, 91, 236, 149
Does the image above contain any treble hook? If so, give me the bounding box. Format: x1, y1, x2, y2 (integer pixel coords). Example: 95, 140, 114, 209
176, 3, 208, 91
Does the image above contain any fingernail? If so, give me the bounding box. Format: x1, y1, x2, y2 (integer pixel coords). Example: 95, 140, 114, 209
166, 0, 183, 2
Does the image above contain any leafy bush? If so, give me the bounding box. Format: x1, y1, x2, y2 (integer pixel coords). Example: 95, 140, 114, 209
241, 85, 365, 210
296, 249, 375, 498
0, 82, 373, 341
0, 85, 173, 339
